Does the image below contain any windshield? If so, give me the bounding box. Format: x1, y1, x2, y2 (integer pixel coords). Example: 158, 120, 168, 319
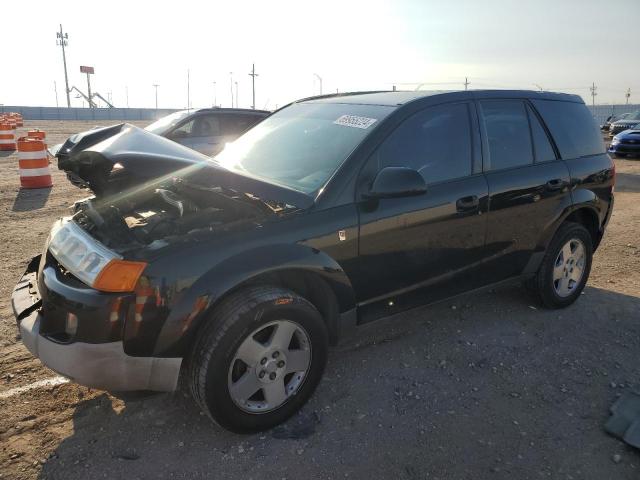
214, 102, 394, 194
145, 110, 191, 134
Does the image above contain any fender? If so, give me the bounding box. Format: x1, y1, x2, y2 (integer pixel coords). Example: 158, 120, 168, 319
524, 200, 602, 275
150, 243, 356, 357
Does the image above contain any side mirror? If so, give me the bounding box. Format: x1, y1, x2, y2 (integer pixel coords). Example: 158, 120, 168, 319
365, 166, 427, 199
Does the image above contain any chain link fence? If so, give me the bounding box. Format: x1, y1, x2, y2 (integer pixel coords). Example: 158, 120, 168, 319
0, 106, 180, 121
587, 104, 640, 125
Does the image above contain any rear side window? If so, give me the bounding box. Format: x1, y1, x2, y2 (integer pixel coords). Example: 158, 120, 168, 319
531, 100, 605, 159
373, 102, 472, 184
480, 100, 533, 171
526, 105, 557, 163
221, 115, 262, 135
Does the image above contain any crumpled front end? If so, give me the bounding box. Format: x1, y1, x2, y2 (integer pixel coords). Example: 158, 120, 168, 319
12, 255, 182, 392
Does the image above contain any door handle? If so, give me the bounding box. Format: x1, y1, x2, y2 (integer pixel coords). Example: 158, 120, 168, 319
545, 179, 565, 191
456, 195, 479, 212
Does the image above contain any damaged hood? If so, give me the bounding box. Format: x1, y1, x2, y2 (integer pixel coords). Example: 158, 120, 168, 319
56, 123, 313, 209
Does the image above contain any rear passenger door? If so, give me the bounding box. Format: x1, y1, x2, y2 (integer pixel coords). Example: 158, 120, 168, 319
480, 99, 572, 282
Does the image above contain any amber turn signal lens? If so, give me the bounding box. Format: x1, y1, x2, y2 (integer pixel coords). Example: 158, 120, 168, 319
92, 260, 148, 292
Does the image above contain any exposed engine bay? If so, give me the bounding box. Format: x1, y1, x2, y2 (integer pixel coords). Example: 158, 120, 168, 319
72, 177, 280, 249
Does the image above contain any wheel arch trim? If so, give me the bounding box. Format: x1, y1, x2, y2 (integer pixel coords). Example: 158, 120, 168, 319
153, 243, 356, 356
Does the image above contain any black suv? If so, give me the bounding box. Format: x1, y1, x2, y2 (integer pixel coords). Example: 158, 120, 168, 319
12, 90, 614, 433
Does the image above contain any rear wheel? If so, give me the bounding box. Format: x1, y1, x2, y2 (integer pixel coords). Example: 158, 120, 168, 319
188, 286, 328, 433
531, 222, 593, 309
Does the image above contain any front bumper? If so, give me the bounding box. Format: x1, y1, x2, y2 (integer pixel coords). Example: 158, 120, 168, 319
609, 143, 640, 155
12, 256, 181, 392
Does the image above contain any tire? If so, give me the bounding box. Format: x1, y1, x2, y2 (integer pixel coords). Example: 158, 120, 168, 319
531, 222, 593, 309
188, 286, 328, 433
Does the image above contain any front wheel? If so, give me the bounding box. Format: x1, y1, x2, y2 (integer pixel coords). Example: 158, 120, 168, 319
531, 222, 593, 309
188, 286, 328, 433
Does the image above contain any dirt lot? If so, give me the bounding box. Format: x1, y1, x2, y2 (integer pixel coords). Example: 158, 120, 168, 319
0, 121, 639, 480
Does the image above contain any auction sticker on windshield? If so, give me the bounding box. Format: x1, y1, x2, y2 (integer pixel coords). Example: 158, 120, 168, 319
333, 115, 377, 129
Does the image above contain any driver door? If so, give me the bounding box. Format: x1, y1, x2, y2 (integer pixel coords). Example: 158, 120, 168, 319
352, 102, 490, 321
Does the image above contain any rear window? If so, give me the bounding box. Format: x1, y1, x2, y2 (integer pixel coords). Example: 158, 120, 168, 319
531, 100, 605, 159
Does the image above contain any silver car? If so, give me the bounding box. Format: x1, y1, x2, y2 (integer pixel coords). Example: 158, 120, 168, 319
145, 108, 270, 156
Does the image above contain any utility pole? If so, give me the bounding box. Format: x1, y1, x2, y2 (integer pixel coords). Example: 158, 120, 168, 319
212, 81, 217, 107
626, 88, 631, 105
248, 63, 259, 109
314, 73, 323, 95
590, 82, 597, 107
229, 72, 234, 107
54, 81, 59, 108
464, 77, 470, 91
56, 24, 71, 107
187, 69, 190, 111
152, 84, 159, 109
235, 81, 239, 109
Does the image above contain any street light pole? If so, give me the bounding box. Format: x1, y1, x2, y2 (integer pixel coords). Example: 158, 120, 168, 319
56, 24, 71, 107
212, 81, 217, 107
235, 81, 239, 109
229, 72, 234, 107
314, 73, 323, 95
248, 63, 259, 109
152, 84, 159, 109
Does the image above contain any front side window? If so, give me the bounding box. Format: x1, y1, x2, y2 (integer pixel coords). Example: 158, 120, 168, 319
215, 102, 394, 194
145, 110, 190, 135
191, 116, 221, 137
169, 118, 195, 138
370, 103, 472, 184
480, 100, 533, 171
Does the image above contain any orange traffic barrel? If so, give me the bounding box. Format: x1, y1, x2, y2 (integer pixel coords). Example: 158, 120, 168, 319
0, 122, 16, 151
27, 129, 45, 140
9, 113, 23, 127
17, 137, 53, 188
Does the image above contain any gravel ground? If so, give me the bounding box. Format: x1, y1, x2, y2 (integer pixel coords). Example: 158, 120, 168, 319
0, 121, 639, 480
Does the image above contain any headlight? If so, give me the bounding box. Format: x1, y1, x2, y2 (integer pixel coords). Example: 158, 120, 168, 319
48, 218, 146, 292
611, 137, 620, 145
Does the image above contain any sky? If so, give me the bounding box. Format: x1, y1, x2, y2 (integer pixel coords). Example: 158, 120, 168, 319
1, 0, 638, 110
